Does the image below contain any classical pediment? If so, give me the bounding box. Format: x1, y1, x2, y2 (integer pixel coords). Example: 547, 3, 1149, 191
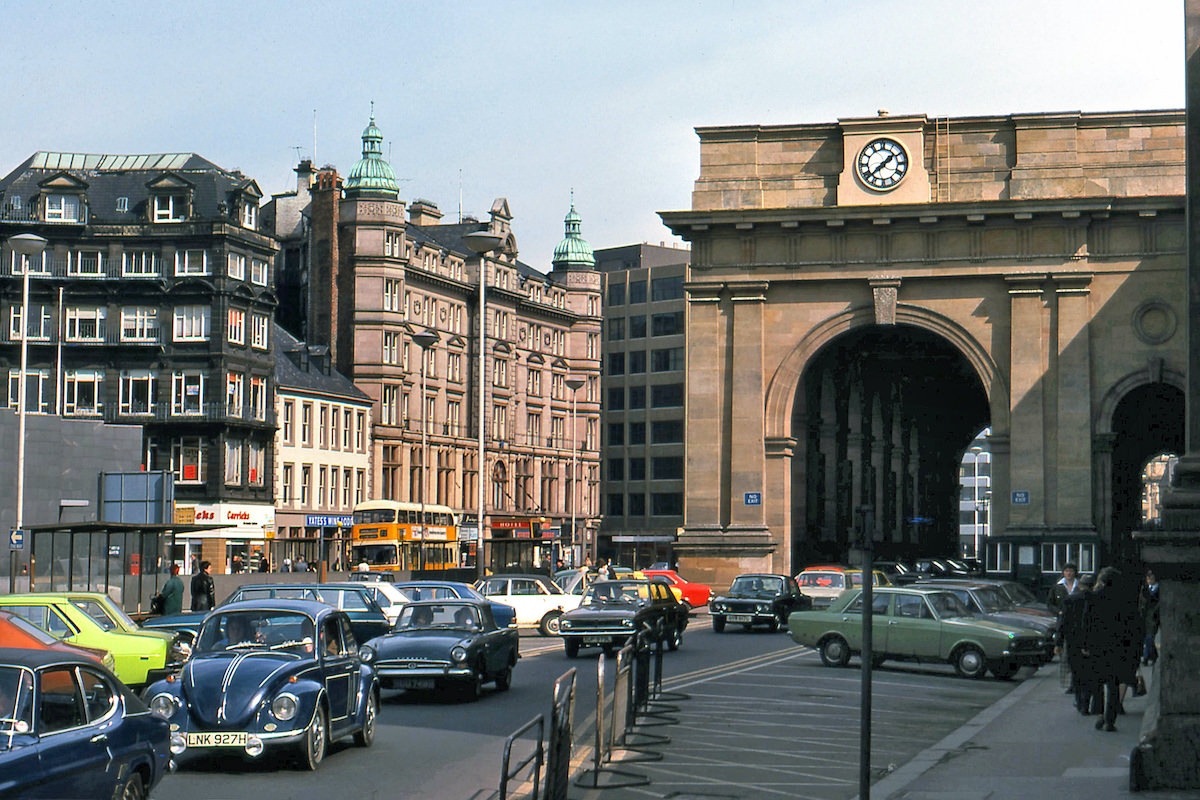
37, 171, 88, 191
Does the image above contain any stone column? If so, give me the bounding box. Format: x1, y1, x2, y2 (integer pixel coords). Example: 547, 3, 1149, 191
1006, 277, 1048, 531
682, 288, 723, 532
1131, 2, 1200, 789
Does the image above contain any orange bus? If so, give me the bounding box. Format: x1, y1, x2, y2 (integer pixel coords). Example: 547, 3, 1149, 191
350, 500, 460, 572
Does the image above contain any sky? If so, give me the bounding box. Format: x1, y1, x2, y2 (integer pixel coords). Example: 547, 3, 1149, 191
0, 1, 1184, 272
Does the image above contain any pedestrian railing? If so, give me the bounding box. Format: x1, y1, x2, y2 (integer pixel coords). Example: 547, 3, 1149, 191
544, 668, 576, 800
498, 715, 544, 800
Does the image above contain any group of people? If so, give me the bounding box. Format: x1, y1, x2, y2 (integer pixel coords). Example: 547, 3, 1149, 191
1052, 562, 1160, 733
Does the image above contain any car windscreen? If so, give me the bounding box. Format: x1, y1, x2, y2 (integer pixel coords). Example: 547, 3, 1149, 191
2, 614, 62, 645
1001, 583, 1038, 605
583, 582, 649, 605
395, 603, 479, 630
973, 587, 1010, 612
926, 592, 972, 619
195, 611, 315, 656
0, 666, 34, 742
730, 576, 782, 595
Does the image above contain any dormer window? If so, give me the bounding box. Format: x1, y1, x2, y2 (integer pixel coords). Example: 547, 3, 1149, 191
45, 193, 82, 222
154, 193, 186, 222
240, 201, 257, 229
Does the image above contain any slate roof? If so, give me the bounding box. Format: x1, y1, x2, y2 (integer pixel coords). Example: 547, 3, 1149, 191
273, 324, 372, 404
0, 151, 259, 225
409, 220, 546, 281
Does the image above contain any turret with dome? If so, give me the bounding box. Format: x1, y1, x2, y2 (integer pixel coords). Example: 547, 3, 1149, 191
551, 198, 595, 271
344, 107, 399, 199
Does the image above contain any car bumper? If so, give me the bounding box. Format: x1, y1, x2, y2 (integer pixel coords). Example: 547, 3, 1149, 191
376, 665, 473, 679
714, 612, 777, 624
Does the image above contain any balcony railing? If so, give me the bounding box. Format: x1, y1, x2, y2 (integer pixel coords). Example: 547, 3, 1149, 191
4, 325, 164, 346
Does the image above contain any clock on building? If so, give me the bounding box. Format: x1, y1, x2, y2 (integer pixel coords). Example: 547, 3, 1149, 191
856, 138, 908, 191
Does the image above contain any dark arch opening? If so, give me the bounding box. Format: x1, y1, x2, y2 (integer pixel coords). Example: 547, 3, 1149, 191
1110, 383, 1184, 565
792, 324, 989, 567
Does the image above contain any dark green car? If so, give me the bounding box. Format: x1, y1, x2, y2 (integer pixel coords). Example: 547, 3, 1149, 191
787, 586, 1048, 679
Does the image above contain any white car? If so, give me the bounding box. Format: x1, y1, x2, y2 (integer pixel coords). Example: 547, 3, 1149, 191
474, 574, 582, 635
326, 581, 411, 625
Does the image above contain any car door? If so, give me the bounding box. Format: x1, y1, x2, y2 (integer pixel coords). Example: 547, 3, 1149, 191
320, 615, 354, 727
0, 667, 41, 798
889, 593, 942, 658
337, 615, 362, 730
34, 666, 112, 800
839, 592, 889, 651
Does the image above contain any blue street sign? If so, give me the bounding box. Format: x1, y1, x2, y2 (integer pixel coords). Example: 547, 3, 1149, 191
744, 492, 762, 506
9, 529, 24, 551
1011, 491, 1031, 505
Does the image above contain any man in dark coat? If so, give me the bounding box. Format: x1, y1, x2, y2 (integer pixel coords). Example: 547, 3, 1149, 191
1082, 566, 1132, 732
190, 560, 216, 611
1056, 572, 1095, 713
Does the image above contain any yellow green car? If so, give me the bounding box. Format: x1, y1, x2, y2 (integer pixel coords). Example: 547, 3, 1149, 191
0, 593, 186, 688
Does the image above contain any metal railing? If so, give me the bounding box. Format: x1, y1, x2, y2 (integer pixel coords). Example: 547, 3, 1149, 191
498, 715, 544, 800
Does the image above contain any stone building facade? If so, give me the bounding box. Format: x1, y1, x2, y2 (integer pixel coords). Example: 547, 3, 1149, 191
661, 110, 1186, 589
280, 116, 602, 571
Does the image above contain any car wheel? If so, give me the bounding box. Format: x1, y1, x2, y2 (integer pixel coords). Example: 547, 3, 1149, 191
953, 645, 988, 679
496, 664, 514, 691
667, 623, 683, 651
116, 772, 145, 800
819, 636, 851, 668
461, 667, 485, 701
991, 661, 1019, 680
301, 705, 328, 770
539, 610, 563, 636
564, 638, 580, 658
353, 689, 377, 747
712, 616, 726, 633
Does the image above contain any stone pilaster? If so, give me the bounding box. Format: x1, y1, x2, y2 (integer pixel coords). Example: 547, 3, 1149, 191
1006, 276, 1048, 532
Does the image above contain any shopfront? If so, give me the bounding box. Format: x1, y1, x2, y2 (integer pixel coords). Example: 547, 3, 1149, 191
485, 516, 554, 574
173, 502, 276, 575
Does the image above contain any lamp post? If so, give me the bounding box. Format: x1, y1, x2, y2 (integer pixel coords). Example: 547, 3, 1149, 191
462, 230, 503, 576
7, 233, 48, 593
412, 328, 439, 568
565, 376, 585, 566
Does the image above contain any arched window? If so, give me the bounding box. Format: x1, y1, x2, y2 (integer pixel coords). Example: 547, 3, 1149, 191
491, 462, 508, 511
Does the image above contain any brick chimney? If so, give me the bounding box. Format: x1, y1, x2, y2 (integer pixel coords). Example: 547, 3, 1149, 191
409, 198, 443, 226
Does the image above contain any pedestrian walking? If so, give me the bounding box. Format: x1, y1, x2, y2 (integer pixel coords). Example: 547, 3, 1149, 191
1056, 572, 1095, 713
1139, 569, 1160, 666
1047, 562, 1079, 615
160, 565, 185, 615
190, 560, 216, 612
1081, 566, 1135, 732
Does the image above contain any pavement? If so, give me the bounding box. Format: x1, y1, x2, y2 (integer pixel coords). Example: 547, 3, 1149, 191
568, 660, 1200, 800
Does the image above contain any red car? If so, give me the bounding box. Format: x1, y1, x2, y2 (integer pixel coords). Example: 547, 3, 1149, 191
642, 570, 713, 610
0, 609, 114, 669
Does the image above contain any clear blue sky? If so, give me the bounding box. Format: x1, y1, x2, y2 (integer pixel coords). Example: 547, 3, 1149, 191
0, 1, 1183, 271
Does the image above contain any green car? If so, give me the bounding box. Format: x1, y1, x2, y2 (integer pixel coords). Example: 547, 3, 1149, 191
787, 586, 1048, 679
0, 593, 184, 688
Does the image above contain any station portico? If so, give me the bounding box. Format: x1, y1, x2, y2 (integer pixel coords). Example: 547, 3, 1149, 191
661, 109, 1186, 589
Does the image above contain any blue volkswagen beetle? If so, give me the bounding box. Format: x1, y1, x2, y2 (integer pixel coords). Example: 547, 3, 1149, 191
0, 647, 170, 799
143, 599, 379, 770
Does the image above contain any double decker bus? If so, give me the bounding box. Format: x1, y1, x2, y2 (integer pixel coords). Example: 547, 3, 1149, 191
350, 500, 461, 572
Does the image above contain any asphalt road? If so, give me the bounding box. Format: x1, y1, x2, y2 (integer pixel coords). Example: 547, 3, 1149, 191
151, 614, 1029, 800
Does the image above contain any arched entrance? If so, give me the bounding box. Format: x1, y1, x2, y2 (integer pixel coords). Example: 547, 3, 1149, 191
791, 324, 989, 566
1108, 383, 1183, 566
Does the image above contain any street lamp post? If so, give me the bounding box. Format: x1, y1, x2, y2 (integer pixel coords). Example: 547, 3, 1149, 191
7, 233, 48, 593
412, 329, 439, 569
565, 376, 586, 567
462, 231, 504, 576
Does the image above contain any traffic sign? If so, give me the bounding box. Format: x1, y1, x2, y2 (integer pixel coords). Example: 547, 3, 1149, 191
744, 492, 762, 506
9, 529, 25, 551
1011, 491, 1031, 505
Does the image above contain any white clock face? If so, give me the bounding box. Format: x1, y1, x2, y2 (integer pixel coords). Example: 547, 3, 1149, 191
856, 138, 908, 191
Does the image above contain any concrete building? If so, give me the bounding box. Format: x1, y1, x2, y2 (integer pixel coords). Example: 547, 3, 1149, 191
0, 151, 280, 574
276, 115, 602, 572
594, 243, 690, 566
273, 324, 373, 569
660, 109, 1186, 590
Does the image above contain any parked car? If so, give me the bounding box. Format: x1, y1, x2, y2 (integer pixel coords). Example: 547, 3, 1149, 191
220, 584, 391, 645
139, 610, 209, 645
359, 599, 519, 700
62, 590, 192, 662
323, 581, 411, 626
847, 569, 894, 588
0, 609, 114, 672
474, 574, 582, 635
347, 570, 396, 583
794, 566, 854, 608
394, 581, 517, 628
0, 594, 178, 688
787, 586, 1049, 679
709, 574, 812, 632
928, 577, 1049, 615
558, 579, 688, 658
641, 570, 713, 610
0, 647, 170, 799
917, 581, 1057, 661
144, 599, 379, 770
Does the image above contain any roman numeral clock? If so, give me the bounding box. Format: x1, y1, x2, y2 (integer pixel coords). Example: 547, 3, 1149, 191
856, 137, 908, 191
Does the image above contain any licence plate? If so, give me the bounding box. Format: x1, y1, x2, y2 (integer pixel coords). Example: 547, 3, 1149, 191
186, 731, 247, 748
582, 636, 612, 645
399, 678, 435, 690
727, 614, 753, 623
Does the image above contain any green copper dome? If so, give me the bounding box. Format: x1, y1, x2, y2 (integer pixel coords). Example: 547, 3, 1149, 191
345, 113, 399, 198
552, 202, 595, 270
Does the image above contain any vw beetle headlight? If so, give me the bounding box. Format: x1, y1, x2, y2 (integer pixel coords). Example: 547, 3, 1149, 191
271, 694, 298, 721
150, 693, 179, 720
359, 645, 376, 663
451, 645, 468, 662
